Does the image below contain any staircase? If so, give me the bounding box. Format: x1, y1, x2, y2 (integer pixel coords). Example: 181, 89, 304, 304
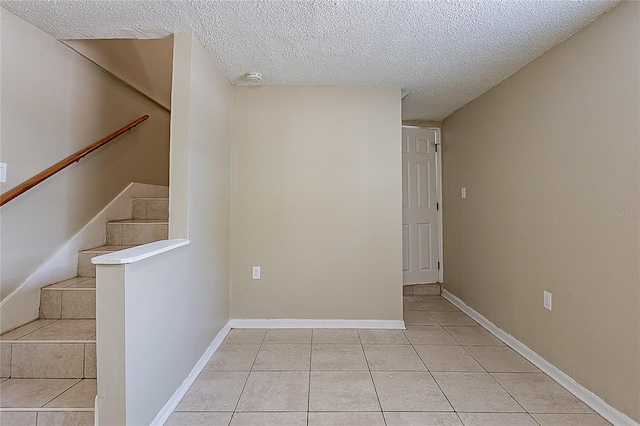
0, 197, 168, 425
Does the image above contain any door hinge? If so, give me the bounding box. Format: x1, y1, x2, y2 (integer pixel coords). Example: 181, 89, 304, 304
437, 261, 440, 270
436, 202, 439, 211
434, 144, 438, 153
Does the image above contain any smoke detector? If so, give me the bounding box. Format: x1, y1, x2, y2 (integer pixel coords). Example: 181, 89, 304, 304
245, 72, 263, 83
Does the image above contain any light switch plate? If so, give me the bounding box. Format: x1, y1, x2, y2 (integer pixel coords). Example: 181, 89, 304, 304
0, 163, 6, 183
252, 266, 261, 280
461, 187, 466, 199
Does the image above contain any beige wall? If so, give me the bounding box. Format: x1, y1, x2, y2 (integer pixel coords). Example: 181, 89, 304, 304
442, 2, 639, 421
230, 86, 403, 321
0, 9, 169, 302
64, 38, 174, 110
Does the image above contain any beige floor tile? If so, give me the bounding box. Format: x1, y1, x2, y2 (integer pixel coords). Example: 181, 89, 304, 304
443, 326, 504, 346
414, 345, 484, 372
231, 412, 307, 426
404, 326, 459, 345
45, 277, 93, 289
19, 320, 95, 341
457, 413, 538, 425
309, 371, 380, 411
61, 291, 96, 319
253, 344, 311, 370
358, 329, 409, 345
1, 377, 9, 383
311, 344, 368, 370
464, 346, 538, 372
36, 411, 94, 426
413, 295, 445, 302
68, 278, 97, 289
404, 311, 439, 326
84, 343, 96, 378
432, 372, 523, 412
40, 291, 62, 319
430, 311, 478, 326
492, 373, 593, 413
418, 299, 460, 312
1, 343, 11, 377
403, 297, 424, 311
176, 371, 249, 411
384, 412, 463, 426
44, 379, 96, 408
224, 329, 266, 344
2, 412, 37, 426
11, 343, 84, 378
363, 345, 426, 371
165, 412, 232, 426
412, 284, 441, 295
531, 413, 612, 425
308, 411, 385, 426
0, 378, 79, 408
371, 371, 452, 412
312, 329, 360, 344
205, 344, 259, 371
237, 371, 309, 411
263, 329, 312, 344
0, 320, 56, 341
146, 199, 169, 220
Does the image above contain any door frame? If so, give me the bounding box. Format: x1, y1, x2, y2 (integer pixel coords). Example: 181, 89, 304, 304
401, 125, 444, 283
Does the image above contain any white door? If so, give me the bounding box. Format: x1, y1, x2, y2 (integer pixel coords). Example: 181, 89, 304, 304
402, 127, 440, 284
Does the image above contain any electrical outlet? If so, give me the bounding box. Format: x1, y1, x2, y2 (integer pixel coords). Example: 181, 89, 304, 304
252, 266, 261, 280
543, 291, 552, 310
461, 187, 466, 199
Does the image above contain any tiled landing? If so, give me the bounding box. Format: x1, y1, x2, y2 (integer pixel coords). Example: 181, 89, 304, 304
166, 295, 612, 426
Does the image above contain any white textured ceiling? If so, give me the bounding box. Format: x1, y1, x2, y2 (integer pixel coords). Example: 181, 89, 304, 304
1, 0, 618, 120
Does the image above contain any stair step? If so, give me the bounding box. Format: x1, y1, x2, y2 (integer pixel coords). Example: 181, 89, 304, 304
77, 245, 133, 277
41, 279, 96, 320
106, 219, 168, 245
0, 378, 95, 426
132, 197, 169, 220
1, 320, 96, 380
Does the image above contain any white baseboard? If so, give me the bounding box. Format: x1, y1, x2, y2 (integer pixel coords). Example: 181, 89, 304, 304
442, 289, 638, 426
0, 183, 169, 334
228, 319, 406, 329
150, 322, 232, 426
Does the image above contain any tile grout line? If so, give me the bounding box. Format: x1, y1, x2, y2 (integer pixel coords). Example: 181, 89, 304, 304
405, 299, 545, 424
357, 329, 387, 426
38, 378, 83, 409
228, 329, 267, 422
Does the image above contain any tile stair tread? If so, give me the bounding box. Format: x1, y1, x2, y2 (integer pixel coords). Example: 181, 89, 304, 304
79, 245, 134, 254
0, 320, 95, 342
108, 219, 168, 224
43, 277, 95, 289
0, 378, 96, 409
132, 197, 169, 200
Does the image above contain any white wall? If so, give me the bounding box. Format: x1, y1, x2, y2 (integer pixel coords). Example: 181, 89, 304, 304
170, 31, 232, 350
442, 2, 639, 421
95, 33, 232, 425
230, 86, 403, 321
0, 9, 170, 307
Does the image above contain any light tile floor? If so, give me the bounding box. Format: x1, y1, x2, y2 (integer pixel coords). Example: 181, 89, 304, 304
167, 295, 612, 426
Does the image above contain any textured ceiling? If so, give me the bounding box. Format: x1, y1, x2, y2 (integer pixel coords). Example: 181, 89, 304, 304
1, 0, 618, 120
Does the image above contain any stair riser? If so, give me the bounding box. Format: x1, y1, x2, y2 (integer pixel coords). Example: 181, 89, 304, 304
106, 223, 168, 245
40, 290, 96, 319
133, 198, 169, 220
1, 342, 95, 379
77, 253, 96, 277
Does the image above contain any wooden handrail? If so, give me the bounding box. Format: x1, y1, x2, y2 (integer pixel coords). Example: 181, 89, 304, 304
0, 115, 149, 207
